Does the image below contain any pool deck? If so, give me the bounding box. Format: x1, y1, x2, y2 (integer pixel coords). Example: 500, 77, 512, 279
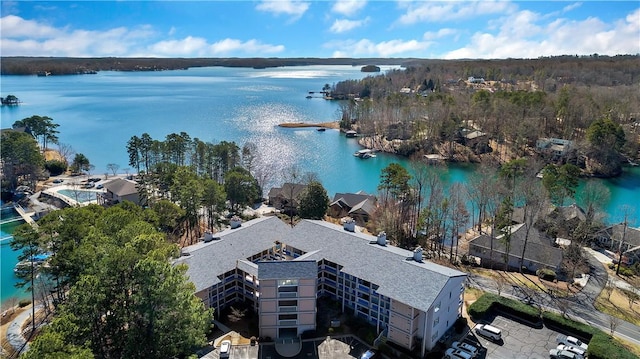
42, 183, 105, 207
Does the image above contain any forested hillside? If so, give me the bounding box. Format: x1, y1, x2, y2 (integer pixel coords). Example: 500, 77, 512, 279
330, 55, 640, 177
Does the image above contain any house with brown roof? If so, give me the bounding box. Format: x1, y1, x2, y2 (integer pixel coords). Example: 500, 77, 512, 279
97, 178, 140, 206
267, 183, 308, 214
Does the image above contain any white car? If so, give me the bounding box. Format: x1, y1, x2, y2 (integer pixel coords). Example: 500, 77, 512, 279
549, 349, 578, 359
219, 340, 231, 358
451, 341, 478, 357
557, 344, 585, 358
444, 348, 474, 359
556, 335, 588, 351
475, 324, 502, 341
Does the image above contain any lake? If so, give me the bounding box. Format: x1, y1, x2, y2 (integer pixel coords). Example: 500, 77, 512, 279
1, 65, 639, 306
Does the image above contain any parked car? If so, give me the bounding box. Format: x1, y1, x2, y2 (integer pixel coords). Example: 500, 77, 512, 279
219, 340, 231, 358
475, 324, 502, 341
549, 348, 578, 359
83, 182, 95, 189
444, 348, 474, 359
96, 184, 104, 189
556, 344, 586, 358
52, 178, 64, 184
556, 335, 588, 351
451, 341, 478, 357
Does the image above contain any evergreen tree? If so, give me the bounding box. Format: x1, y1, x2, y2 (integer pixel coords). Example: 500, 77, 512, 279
298, 181, 329, 220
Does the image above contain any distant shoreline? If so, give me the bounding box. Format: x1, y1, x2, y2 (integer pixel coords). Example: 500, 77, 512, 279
0, 57, 410, 76
278, 121, 340, 129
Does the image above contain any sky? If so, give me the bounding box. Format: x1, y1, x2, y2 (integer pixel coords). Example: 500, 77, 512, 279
1, 1, 638, 59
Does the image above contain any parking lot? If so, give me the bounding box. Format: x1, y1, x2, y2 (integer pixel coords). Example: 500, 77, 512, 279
202, 316, 575, 359
462, 315, 574, 359
201, 336, 371, 359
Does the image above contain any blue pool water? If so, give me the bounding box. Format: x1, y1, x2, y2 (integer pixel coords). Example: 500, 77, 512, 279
56, 189, 99, 203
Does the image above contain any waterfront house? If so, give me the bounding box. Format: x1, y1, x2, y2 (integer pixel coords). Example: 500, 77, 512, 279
328, 191, 377, 224
176, 217, 467, 357
468, 224, 563, 272
97, 178, 140, 206
268, 183, 308, 215
595, 224, 640, 265
536, 138, 572, 157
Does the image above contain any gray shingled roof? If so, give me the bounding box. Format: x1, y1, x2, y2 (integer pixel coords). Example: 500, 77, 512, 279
175, 216, 291, 292
177, 217, 466, 313
258, 260, 317, 280
104, 178, 138, 196
283, 220, 466, 313
469, 226, 563, 268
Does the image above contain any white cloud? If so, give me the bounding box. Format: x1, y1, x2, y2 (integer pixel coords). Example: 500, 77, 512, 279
209, 39, 285, 55
443, 8, 640, 59
1, 15, 62, 39
332, 0, 366, 17
148, 36, 209, 56
1, 15, 155, 56
330, 17, 369, 33
562, 2, 582, 13
423, 28, 457, 41
0, 15, 285, 57
396, 0, 515, 25
168, 26, 176, 36
326, 38, 431, 57
256, 0, 309, 21
147, 37, 285, 57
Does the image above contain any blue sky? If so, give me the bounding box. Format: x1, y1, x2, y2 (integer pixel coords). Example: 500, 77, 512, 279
1, 1, 638, 59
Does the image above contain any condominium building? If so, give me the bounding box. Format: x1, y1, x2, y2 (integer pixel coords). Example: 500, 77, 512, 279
175, 216, 467, 356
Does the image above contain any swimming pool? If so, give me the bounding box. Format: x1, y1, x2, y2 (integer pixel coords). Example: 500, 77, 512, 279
57, 189, 99, 203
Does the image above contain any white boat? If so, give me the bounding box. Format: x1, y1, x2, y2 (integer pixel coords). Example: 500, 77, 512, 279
354, 149, 376, 159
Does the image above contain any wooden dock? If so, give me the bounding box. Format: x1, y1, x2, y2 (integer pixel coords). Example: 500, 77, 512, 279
13, 203, 38, 228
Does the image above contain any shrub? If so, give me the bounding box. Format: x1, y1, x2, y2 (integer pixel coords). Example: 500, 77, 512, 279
617, 266, 634, 277
45, 160, 67, 176
536, 268, 556, 281
18, 299, 31, 307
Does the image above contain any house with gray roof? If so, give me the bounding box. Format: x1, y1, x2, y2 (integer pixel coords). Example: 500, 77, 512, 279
328, 191, 377, 224
468, 223, 563, 272
175, 216, 467, 356
596, 223, 640, 265
97, 178, 140, 206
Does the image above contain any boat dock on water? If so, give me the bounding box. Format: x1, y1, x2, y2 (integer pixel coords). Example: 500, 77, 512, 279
354, 149, 376, 159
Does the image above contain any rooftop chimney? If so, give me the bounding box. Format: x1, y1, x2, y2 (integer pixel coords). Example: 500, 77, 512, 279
413, 246, 423, 262
343, 217, 356, 232
377, 232, 387, 246
230, 216, 242, 229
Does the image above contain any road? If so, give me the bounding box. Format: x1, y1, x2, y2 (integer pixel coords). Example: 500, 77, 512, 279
466, 249, 640, 346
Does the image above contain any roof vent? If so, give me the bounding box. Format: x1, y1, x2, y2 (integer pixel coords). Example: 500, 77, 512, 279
203, 231, 214, 243
342, 217, 355, 232
230, 216, 242, 229
377, 232, 387, 246
413, 246, 423, 262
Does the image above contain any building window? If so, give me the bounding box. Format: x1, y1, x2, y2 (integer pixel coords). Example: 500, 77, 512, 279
278, 279, 299, 287
434, 301, 441, 312
433, 317, 439, 327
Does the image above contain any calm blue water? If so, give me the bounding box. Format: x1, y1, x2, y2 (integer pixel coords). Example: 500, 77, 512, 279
1, 65, 639, 306
0, 205, 29, 308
